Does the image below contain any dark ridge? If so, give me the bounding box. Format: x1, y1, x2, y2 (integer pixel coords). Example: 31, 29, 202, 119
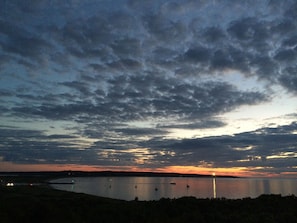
0, 185, 296, 223
0, 170, 239, 179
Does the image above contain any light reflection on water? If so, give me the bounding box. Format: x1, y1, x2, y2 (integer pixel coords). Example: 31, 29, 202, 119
51, 177, 297, 201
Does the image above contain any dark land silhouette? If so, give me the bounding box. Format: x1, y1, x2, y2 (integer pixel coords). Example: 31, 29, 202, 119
1, 172, 297, 223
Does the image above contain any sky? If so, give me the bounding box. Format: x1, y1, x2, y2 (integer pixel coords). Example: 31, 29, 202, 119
0, 0, 297, 177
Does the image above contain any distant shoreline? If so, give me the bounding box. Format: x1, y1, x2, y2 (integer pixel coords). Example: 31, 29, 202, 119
0, 170, 238, 185
0, 170, 238, 178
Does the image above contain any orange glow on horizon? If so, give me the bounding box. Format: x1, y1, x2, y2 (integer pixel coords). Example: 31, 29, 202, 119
0, 161, 296, 178
158, 165, 253, 177
0, 161, 249, 177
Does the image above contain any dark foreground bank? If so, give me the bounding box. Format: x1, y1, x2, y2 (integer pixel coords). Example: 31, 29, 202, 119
1, 185, 297, 223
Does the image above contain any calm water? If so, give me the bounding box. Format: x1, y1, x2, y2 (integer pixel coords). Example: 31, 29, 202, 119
51, 177, 297, 201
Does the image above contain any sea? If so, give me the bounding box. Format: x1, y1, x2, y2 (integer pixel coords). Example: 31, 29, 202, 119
50, 177, 297, 201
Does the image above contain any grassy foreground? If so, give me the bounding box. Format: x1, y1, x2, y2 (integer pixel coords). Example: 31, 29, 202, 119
1, 185, 297, 223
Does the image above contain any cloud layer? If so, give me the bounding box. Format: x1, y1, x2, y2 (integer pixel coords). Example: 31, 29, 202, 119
0, 0, 296, 175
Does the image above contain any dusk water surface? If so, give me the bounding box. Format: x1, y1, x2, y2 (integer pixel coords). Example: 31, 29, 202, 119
51, 177, 297, 201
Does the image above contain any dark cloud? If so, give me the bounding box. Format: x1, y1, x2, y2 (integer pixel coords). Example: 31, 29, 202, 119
250, 56, 278, 80
211, 49, 233, 69
282, 34, 297, 47
0, 89, 13, 97
0, 126, 101, 165
285, 1, 297, 18
1, 0, 297, 174
107, 59, 142, 70
227, 17, 269, 43
0, 19, 52, 64
274, 49, 297, 62
113, 128, 168, 136
1, 0, 296, 94
10, 76, 268, 123
143, 12, 187, 44
60, 81, 92, 97
158, 120, 226, 129
0, 122, 296, 173
202, 26, 226, 43
110, 38, 142, 59
184, 46, 211, 63
143, 122, 297, 171
279, 66, 297, 93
